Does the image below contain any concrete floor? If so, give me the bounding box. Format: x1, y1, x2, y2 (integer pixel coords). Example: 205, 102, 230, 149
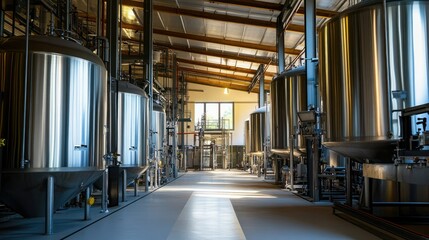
1, 170, 381, 240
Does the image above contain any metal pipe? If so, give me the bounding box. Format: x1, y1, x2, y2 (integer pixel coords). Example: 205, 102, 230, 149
21, 0, 30, 169
122, 169, 127, 202
181, 75, 185, 171
84, 187, 91, 220
258, 64, 265, 108
276, 14, 285, 73
100, 170, 109, 213
145, 171, 149, 192
0, 9, 4, 37
144, 0, 153, 192
289, 135, 294, 190
45, 176, 54, 235
66, 0, 70, 34
96, 0, 102, 54
134, 179, 138, 196
305, 0, 317, 109
172, 55, 178, 178
108, 0, 119, 163
346, 158, 352, 206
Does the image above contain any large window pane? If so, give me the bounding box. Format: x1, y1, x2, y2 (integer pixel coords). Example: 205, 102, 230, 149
194, 102, 234, 130
205, 103, 219, 129
220, 103, 233, 130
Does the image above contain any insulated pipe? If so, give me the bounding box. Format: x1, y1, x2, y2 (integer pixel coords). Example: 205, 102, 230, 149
21, 0, 30, 169
45, 176, 54, 235
305, 0, 317, 109
276, 14, 285, 73
144, 0, 153, 192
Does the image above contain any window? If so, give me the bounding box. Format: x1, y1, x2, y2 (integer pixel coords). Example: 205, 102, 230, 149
195, 102, 234, 130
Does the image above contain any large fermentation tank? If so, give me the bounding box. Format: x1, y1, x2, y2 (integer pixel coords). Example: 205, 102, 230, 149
0, 36, 107, 217
319, 0, 429, 216
152, 103, 166, 163
319, 0, 393, 162
250, 107, 266, 155
270, 67, 307, 156
117, 81, 148, 183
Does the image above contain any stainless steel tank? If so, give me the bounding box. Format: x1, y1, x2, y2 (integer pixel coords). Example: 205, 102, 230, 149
319, 0, 394, 162
319, 0, 429, 216
116, 81, 148, 184
270, 67, 307, 156
0, 36, 107, 217
152, 103, 166, 163
250, 107, 266, 155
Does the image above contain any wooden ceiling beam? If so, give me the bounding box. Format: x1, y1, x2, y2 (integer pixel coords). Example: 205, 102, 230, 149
183, 75, 268, 92
154, 41, 278, 65
208, 0, 282, 11
177, 58, 275, 78
178, 66, 254, 82
296, 7, 337, 18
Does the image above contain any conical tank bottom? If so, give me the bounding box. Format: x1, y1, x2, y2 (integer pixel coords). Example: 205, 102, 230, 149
0, 167, 104, 218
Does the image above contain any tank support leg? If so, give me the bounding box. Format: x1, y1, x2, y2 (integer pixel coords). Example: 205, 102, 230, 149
45, 176, 54, 235
101, 170, 109, 213
134, 179, 138, 197
84, 187, 91, 220
122, 169, 127, 202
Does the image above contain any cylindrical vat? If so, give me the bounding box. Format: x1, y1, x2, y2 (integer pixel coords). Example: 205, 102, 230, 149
116, 81, 148, 182
152, 103, 166, 162
244, 119, 250, 155
319, 0, 429, 161
387, 1, 429, 134
0, 36, 107, 217
319, 1, 390, 143
270, 67, 307, 155
250, 107, 266, 154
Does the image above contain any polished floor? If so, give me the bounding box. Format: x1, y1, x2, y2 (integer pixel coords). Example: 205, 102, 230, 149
60, 170, 379, 240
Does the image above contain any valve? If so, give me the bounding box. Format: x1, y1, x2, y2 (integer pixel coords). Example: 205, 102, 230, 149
87, 196, 95, 206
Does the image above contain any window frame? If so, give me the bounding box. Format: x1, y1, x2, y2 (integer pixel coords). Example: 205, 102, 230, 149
194, 102, 234, 131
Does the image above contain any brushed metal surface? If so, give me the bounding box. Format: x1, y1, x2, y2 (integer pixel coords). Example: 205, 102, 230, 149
270, 67, 307, 153
387, 1, 429, 135
319, 1, 390, 143
116, 81, 148, 182
244, 119, 250, 155
152, 104, 166, 162
0, 36, 107, 217
319, 0, 429, 161
250, 107, 266, 154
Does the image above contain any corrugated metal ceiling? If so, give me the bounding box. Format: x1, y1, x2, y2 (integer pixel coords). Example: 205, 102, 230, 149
71, 0, 349, 91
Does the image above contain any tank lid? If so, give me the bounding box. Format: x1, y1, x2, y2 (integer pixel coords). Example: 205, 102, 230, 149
0, 36, 105, 67
114, 81, 147, 97
251, 106, 266, 114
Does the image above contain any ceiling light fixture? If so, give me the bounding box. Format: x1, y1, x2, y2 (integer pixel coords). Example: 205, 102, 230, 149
224, 88, 229, 94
